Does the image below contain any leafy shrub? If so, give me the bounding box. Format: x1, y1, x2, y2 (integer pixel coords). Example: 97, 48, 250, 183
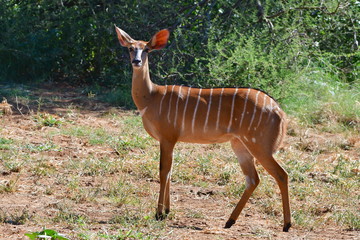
0, 1, 358, 112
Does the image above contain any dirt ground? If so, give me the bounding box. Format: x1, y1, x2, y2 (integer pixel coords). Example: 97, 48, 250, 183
0, 84, 359, 239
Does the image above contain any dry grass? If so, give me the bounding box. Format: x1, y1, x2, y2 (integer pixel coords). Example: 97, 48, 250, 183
0, 98, 13, 115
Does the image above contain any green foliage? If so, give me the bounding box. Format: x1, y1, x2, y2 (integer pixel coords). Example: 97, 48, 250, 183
33, 113, 63, 127
0, 0, 358, 117
203, 31, 304, 100
283, 71, 360, 131
101, 83, 135, 109
25, 229, 69, 240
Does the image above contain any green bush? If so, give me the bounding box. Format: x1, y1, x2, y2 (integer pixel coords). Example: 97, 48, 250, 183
0, 0, 358, 114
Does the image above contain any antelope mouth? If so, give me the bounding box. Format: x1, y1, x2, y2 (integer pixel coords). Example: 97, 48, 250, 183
132, 63, 142, 68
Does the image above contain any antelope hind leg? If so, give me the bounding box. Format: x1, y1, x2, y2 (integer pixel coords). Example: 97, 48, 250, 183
225, 138, 260, 228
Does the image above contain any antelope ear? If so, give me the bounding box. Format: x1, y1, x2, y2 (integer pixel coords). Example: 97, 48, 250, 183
148, 29, 170, 50
114, 25, 135, 47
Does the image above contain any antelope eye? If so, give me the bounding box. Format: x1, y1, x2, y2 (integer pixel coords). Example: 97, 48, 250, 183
144, 48, 150, 53
129, 47, 134, 52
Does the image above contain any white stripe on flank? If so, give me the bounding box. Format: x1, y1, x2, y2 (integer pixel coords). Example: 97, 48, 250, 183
255, 93, 267, 130
167, 85, 176, 123
227, 88, 238, 132
266, 98, 274, 123
216, 88, 224, 130
248, 91, 260, 131
181, 87, 192, 132
174, 85, 183, 128
159, 85, 167, 115
203, 88, 213, 132
192, 88, 202, 134
239, 88, 251, 128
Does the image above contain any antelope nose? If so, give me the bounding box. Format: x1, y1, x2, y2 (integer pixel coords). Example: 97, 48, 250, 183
132, 59, 141, 64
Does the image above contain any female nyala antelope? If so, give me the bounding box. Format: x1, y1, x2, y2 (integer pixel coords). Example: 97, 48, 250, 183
115, 26, 291, 232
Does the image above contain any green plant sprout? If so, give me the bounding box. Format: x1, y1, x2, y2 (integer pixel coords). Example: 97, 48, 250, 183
25, 229, 69, 240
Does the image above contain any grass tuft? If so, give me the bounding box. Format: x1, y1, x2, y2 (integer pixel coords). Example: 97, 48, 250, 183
33, 113, 64, 127
0, 209, 32, 225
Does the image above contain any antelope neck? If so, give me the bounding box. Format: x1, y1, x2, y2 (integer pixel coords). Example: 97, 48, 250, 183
131, 60, 155, 110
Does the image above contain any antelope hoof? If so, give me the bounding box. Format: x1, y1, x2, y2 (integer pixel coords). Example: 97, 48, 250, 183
283, 222, 292, 232
224, 219, 236, 228
155, 212, 166, 221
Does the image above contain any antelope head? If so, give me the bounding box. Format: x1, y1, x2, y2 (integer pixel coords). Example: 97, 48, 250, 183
115, 25, 170, 69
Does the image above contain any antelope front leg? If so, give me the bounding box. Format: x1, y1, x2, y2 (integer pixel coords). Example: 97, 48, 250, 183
156, 140, 175, 220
